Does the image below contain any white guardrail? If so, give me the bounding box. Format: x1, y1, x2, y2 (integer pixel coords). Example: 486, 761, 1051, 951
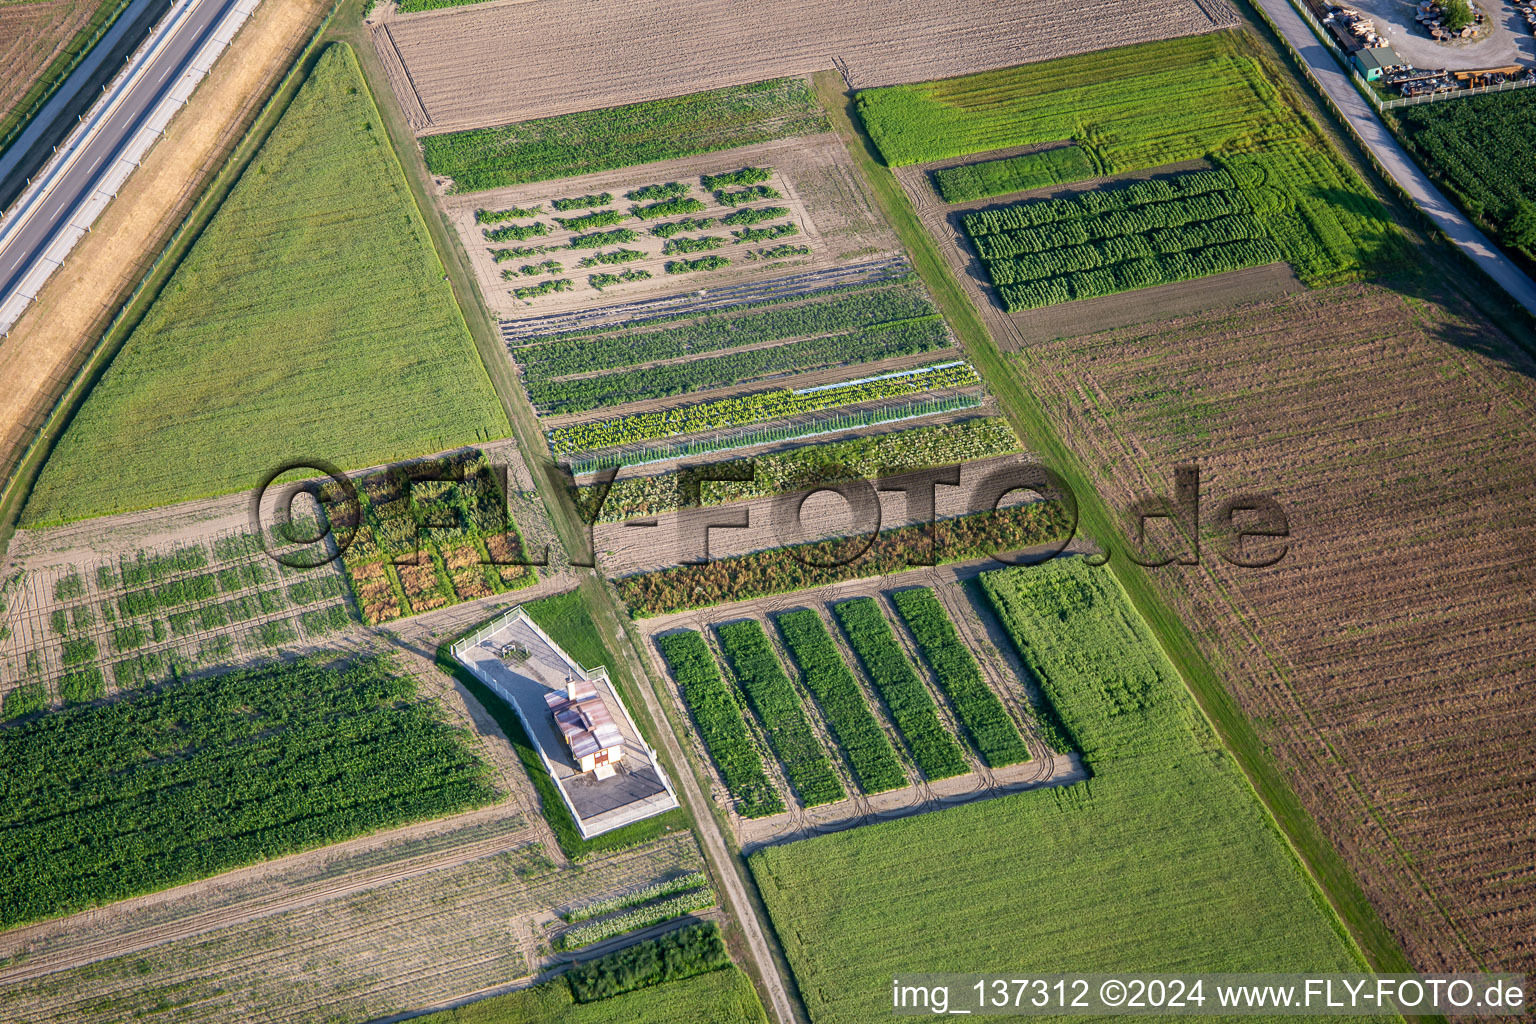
0, 0, 261, 335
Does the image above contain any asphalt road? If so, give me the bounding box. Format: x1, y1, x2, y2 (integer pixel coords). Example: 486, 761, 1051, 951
1254, 0, 1536, 318
0, 0, 242, 306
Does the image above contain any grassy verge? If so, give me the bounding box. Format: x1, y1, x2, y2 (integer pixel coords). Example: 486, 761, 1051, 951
810, 68, 1416, 980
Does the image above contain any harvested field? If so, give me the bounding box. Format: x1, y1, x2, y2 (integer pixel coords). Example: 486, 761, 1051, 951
0, 0, 105, 130
449, 135, 898, 319
1011, 282, 1536, 977
376, 0, 1235, 136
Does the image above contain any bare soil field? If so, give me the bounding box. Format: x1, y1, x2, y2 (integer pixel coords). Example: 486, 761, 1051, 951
447, 134, 898, 320
638, 563, 1086, 845
376, 0, 1236, 135
0, 0, 97, 126
0, 0, 330, 488
1013, 282, 1536, 976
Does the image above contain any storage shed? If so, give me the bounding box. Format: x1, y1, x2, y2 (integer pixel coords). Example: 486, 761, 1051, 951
545, 678, 626, 777
1354, 45, 1402, 80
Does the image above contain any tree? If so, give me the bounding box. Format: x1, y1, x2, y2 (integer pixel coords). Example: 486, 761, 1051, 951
1441, 0, 1475, 33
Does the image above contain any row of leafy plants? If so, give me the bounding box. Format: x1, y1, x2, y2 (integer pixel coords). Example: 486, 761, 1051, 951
717, 620, 844, 807
556, 886, 716, 951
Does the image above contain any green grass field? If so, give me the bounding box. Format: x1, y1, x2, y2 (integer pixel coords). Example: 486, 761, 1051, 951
20, 43, 508, 527
750, 559, 1365, 1024
412, 965, 767, 1024
422, 78, 829, 192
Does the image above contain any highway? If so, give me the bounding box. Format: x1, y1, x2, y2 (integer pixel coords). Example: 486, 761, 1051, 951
1254, 0, 1536, 318
0, 0, 248, 333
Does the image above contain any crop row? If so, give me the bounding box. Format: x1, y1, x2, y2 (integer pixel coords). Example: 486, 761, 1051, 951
715, 184, 781, 206
515, 283, 935, 379
514, 278, 574, 300
567, 227, 641, 249
553, 192, 612, 210
963, 170, 1240, 236
997, 238, 1283, 310
832, 598, 969, 780
619, 499, 1072, 616
651, 216, 717, 238
745, 243, 811, 260
475, 204, 542, 223
504, 259, 564, 279
890, 587, 1027, 766
632, 196, 707, 220
722, 205, 789, 226
548, 361, 979, 454
561, 870, 710, 923
554, 209, 628, 232
934, 145, 1098, 203
701, 166, 771, 190
556, 886, 716, 950
732, 222, 798, 243
717, 620, 844, 807
526, 317, 950, 415
590, 269, 652, 290
973, 191, 1251, 259
656, 630, 783, 817
627, 181, 691, 202
575, 247, 646, 267
984, 213, 1265, 285
661, 235, 724, 255
0, 654, 496, 929
484, 221, 551, 242
775, 609, 907, 793
490, 245, 554, 262
666, 255, 730, 274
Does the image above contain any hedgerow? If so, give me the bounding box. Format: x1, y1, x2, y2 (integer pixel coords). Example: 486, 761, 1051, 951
566, 227, 641, 249
565, 921, 728, 1003
514, 284, 936, 380
423, 79, 827, 191
665, 255, 730, 274
656, 630, 783, 817
723, 205, 790, 226
701, 167, 771, 190
620, 500, 1072, 617
775, 609, 906, 793
626, 181, 690, 202
484, 221, 551, 242
554, 209, 628, 232
527, 318, 950, 415
717, 620, 844, 807
650, 216, 717, 238
0, 653, 496, 929
475, 204, 542, 223
833, 598, 968, 780
890, 587, 1028, 766
553, 193, 612, 211
715, 184, 780, 206
548, 361, 979, 454
661, 235, 724, 255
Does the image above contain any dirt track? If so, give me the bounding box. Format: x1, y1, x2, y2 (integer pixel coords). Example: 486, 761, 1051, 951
376, 0, 1237, 135
0, 0, 329, 487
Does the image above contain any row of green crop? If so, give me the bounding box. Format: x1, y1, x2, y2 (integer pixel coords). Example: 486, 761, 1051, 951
561, 871, 709, 923
504, 259, 564, 279
514, 282, 935, 380
666, 256, 730, 274
526, 317, 949, 415
514, 279, 574, 300
745, 244, 810, 260
423, 78, 826, 191
590, 269, 652, 290
722, 205, 788, 226
656, 631, 783, 817
628, 181, 690, 202
717, 620, 844, 807
564, 921, 729, 1003
557, 887, 716, 951
553, 193, 612, 210
661, 235, 723, 255
0, 654, 496, 929
984, 214, 1267, 285
568, 227, 642, 249
732, 222, 798, 243
890, 588, 1028, 767
716, 185, 780, 206
555, 209, 628, 232
589, 416, 1019, 523
567, 393, 983, 476
774, 609, 907, 793
575, 248, 646, 267
964, 173, 1242, 237
633, 197, 707, 220
619, 500, 1071, 616
485, 221, 551, 242
548, 361, 979, 454
651, 216, 716, 238
832, 598, 968, 780
997, 238, 1283, 311
476, 204, 542, 223
933, 145, 1098, 203
701, 166, 771, 190
491, 244, 556, 262
972, 190, 1250, 258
